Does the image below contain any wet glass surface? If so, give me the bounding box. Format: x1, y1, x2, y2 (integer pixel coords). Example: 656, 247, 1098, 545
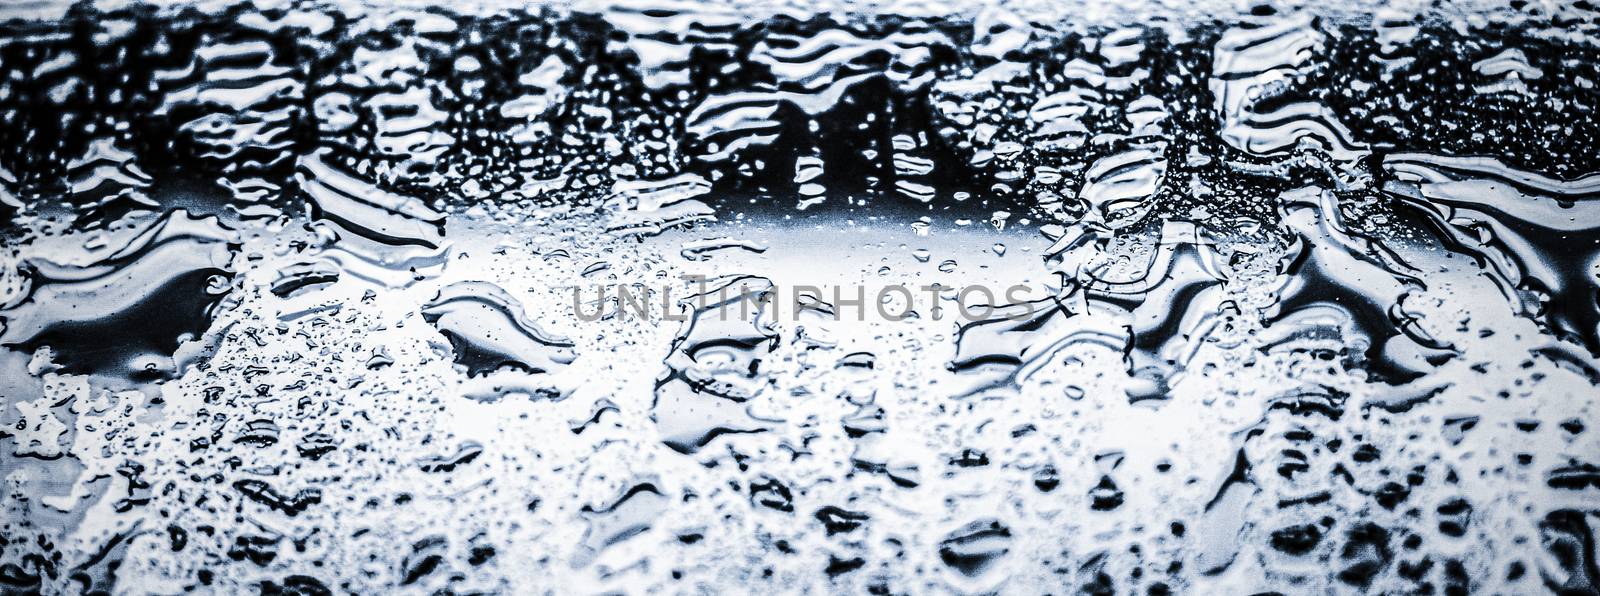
1, 0, 1598, 593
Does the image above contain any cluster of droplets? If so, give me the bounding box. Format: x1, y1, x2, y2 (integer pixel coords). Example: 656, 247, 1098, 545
2, 0, 1599, 593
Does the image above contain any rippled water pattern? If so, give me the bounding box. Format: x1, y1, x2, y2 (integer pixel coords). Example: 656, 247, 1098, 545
1, 0, 1599, 593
